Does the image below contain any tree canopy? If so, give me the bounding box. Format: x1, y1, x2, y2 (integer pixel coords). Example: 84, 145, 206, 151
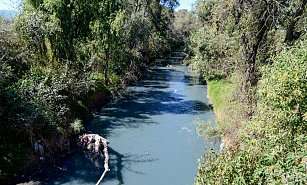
186, 0, 306, 184
0, 0, 179, 182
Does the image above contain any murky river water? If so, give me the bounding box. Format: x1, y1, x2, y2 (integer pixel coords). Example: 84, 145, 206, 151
43, 65, 219, 185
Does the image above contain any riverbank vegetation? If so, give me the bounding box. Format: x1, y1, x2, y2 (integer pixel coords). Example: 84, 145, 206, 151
1, 0, 306, 184
0, 0, 181, 183
184, 0, 306, 184
206, 80, 230, 118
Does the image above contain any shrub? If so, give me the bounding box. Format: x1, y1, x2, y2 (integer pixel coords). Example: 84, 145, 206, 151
257, 42, 307, 134
195, 42, 307, 184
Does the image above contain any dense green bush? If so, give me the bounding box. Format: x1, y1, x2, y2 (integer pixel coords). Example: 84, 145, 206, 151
257, 41, 307, 134
185, 14, 240, 80
196, 41, 307, 184
0, 144, 30, 182
188, 1, 306, 183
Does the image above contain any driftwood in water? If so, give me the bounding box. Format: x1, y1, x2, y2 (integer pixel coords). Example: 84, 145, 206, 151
80, 134, 110, 185
96, 140, 110, 185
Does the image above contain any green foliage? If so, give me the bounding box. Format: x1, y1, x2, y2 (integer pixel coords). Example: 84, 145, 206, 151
257, 42, 307, 133
172, 9, 195, 46
196, 40, 307, 185
1, 0, 179, 182
185, 18, 240, 80
197, 76, 246, 142
197, 130, 306, 184
0, 144, 30, 183
71, 119, 84, 133
207, 80, 230, 111
91, 72, 107, 91
189, 1, 307, 183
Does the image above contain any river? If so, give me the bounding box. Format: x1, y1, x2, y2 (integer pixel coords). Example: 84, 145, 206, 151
42, 64, 219, 185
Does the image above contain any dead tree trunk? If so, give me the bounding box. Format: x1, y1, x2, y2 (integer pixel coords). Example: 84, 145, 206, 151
96, 140, 110, 185
240, 6, 270, 119
80, 134, 110, 185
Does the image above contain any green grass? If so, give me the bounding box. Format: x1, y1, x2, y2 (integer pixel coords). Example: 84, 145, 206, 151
196, 79, 234, 139
207, 80, 230, 118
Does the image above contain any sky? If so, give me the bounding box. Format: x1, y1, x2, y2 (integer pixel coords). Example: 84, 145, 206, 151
0, 0, 196, 11
176, 0, 197, 10
0, 0, 22, 10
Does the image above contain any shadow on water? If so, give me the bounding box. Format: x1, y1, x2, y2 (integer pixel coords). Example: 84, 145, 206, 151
86, 66, 213, 184
41, 65, 213, 185
90, 67, 211, 129
42, 147, 157, 185
132, 66, 202, 87
90, 89, 213, 137
105, 147, 158, 185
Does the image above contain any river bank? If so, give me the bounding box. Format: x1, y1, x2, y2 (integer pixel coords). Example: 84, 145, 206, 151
1, 2, 180, 183
6, 52, 179, 185
4, 65, 147, 185
206, 80, 230, 120
195, 46, 307, 184
12, 65, 157, 181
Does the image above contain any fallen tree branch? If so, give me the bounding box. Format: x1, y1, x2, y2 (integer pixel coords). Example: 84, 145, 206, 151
96, 140, 110, 185
80, 134, 110, 185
